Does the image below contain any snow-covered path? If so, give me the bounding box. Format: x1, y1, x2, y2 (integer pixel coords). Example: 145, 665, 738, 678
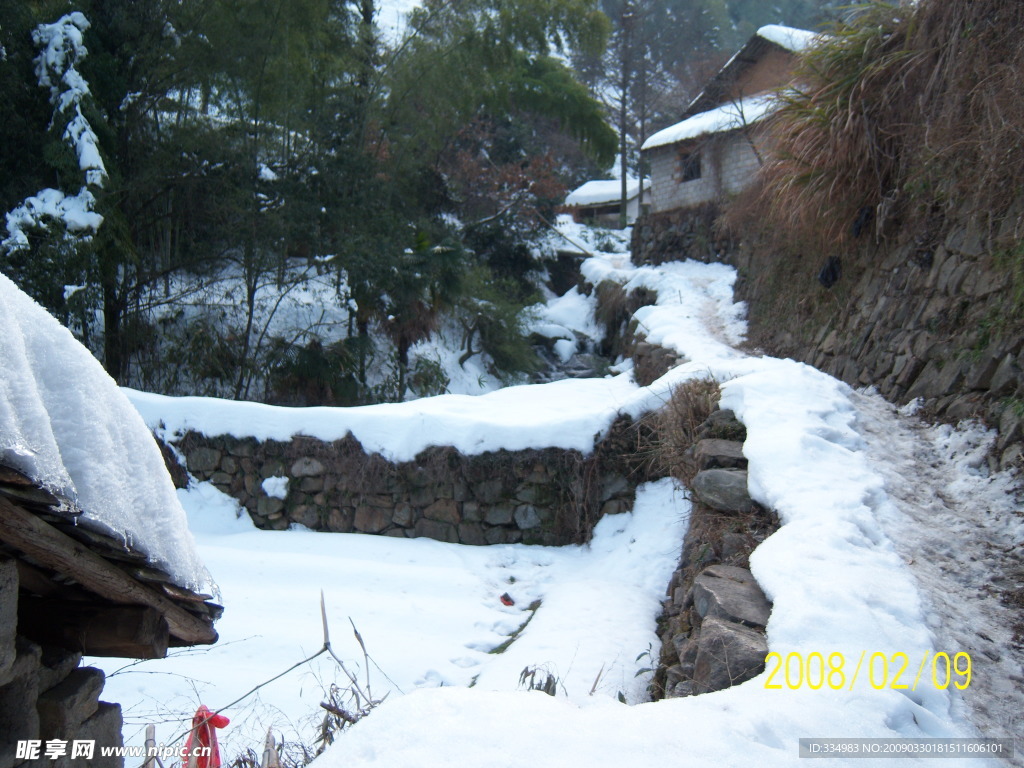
852, 390, 1024, 764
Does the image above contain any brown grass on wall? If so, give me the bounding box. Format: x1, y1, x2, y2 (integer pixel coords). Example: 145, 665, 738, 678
748, 0, 1024, 254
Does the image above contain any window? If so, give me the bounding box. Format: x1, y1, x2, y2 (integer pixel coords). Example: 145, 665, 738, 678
679, 150, 701, 182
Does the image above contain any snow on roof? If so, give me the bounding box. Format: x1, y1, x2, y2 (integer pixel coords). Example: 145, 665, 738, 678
756, 24, 819, 53
565, 179, 649, 207
641, 93, 777, 151
0, 273, 211, 591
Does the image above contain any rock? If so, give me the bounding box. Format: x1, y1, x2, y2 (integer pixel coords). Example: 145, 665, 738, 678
513, 504, 541, 530
692, 617, 768, 694
719, 532, 750, 561
290, 457, 325, 477
392, 502, 414, 527
37, 667, 105, 738
484, 502, 514, 526
290, 504, 321, 529
413, 519, 458, 543
37, 647, 83, 695
299, 476, 324, 493
599, 474, 630, 501
461, 501, 482, 522
325, 508, 353, 533
474, 478, 504, 504
600, 499, 628, 516
700, 410, 745, 440
691, 470, 757, 513
187, 447, 222, 475
693, 439, 747, 470
77, 702, 123, 768
692, 565, 771, 628
256, 496, 284, 518
354, 505, 390, 533
409, 485, 436, 507
990, 354, 1021, 397
0, 559, 15, 678
458, 522, 487, 546
672, 634, 699, 676
424, 499, 460, 525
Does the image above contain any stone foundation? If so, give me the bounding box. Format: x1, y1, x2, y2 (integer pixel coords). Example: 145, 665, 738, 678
630, 204, 733, 266
1, 559, 123, 768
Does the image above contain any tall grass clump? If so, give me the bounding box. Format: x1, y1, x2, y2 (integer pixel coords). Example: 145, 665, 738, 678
746, 0, 1024, 251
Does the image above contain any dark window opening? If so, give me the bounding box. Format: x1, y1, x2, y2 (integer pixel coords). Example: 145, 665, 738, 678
679, 151, 701, 182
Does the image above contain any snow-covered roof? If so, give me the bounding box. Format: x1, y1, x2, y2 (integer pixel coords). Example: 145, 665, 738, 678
641, 94, 777, 151
681, 24, 816, 120
565, 179, 650, 207
755, 24, 819, 53
0, 273, 210, 591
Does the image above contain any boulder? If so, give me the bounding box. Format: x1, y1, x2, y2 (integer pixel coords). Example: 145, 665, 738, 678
692, 565, 771, 628
692, 617, 768, 693
424, 499, 460, 525
691, 469, 757, 513
514, 504, 541, 530
290, 457, 325, 477
693, 439, 747, 470
354, 505, 390, 533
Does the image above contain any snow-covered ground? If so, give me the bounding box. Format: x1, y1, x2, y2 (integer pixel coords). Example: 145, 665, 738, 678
96, 226, 1022, 767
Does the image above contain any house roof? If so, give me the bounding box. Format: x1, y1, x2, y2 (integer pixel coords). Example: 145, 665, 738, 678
682, 24, 817, 118
565, 179, 650, 207
641, 93, 777, 151
0, 273, 210, 593
0, 273, 219, 655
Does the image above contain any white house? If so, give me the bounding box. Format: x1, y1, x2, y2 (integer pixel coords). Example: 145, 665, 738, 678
563, 178, 651, 227
641, 24, 817, 214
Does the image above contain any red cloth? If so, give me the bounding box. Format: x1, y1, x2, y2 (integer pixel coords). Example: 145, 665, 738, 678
184, 705, 229, 768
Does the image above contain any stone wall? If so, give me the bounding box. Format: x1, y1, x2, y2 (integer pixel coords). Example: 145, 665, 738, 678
728, 205, 1024, 470
650, 408, 778, 698
630, 203, 732, 267
1, 559, 122, 768
174, 419, 649, 546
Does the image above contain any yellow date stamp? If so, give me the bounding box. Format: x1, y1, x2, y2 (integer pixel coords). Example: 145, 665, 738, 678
764, 651, 972, 691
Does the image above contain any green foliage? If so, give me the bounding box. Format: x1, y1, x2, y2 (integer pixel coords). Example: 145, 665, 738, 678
268, 338, 362, 406
458, 266, 542, 380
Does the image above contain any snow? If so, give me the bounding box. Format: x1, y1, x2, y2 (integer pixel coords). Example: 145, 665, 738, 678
261, 476, 289, 500
642, 93, 778, 151
757, 24, 820, 53
565, 179, 649, 207
127, 373, 647, 463
3, 12, 107, 256
2, 188, 103, 252
33, 12, 107, 187
96, 225, 1020, 765
0, 273, 210, 591
100, 478, 688, 758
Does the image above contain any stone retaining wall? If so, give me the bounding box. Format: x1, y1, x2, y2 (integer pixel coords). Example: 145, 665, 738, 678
174, 417, 650, 546
630, 203, 732, 266
728, 204, 1024, 470
1, 559, 122, 768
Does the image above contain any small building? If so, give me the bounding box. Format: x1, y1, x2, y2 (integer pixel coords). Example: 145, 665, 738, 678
641, 24, 817, 214
563, 179, 651, 227
0, 274, 220, 767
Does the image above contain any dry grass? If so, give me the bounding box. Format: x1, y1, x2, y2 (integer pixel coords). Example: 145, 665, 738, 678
745, 0, 1024, 253
593, 281, 657, 357
650, 377, 722, 484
